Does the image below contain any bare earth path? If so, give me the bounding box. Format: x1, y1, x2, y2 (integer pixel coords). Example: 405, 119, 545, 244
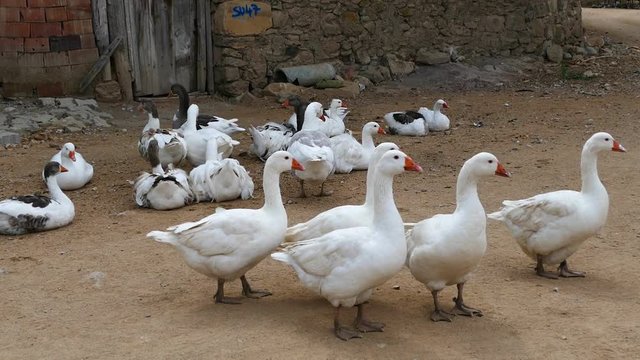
1, 8, 640, 360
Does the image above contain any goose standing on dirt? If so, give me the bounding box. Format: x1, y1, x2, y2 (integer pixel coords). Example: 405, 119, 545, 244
383, 110, 428, 136
1, 162, 74, 235
189, 137, 254, 203
418, 99, 450, 132
147, 151, 304, 304
488, 132, 626, 279
46, 142, 93, 190
330, 121, 385, 174
137, 100, 188, 169
182, 104, 239, 165
285, 142, 399, 243
272, 150, 422, 340
406, 153, 510, 322
134, 140, 194, 210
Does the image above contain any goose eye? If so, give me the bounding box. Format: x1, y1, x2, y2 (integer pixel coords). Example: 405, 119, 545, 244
394, 155, 399, 160
604, 138, 610, 141
488, 160, 493, 164
285, 156, 290, 160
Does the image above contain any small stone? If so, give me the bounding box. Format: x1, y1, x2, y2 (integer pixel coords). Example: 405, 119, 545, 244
585, 46, 598, 55
3, 106, 16, 113
38, 97, 56, 107
74, 99, 98, 110
86, 271, 106, 288
561, 336, 567, 340
0, 268, 8, 275
57, 98, 77, 110
552, 287, 559, 292
416, 48, 450, 65
583, 70, 596, 78
121, 128, 128, 133
545, 44, 563, 63
392, 285, 400, 290
0, 131, 21, 146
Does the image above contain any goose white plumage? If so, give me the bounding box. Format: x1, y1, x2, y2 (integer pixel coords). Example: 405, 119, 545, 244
1, 162, 74, 235
418, 99, 450, 132
272, 150, 422, 340
383, 110, 428, 136
147, 151, 304, 304
134, 139, 194, 210
488, 132, 626, 278
181, 104, 239, 166
137, 100, 188, 169
46, 142, 93, 190
285, 142, 399, 243
324, 98, 349, 126
330, 121, 385, 174
189, 137, 254, 203
248, 122, 296, 162
302, 101, 346, 137
406, 152, 510, 322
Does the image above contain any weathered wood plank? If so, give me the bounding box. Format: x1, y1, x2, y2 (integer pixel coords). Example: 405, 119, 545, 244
122, 0, 140, 96
79, 37, 122, 92
205, 0, 214, 94
196, 0, 207, 92
172, 0, 196, 91
106, 0, 133, 100
91, 0, 111, 80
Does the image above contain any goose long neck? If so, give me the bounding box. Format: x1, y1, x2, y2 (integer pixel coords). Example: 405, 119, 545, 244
454, 165, 482, 214
363, 164, 376, 207
294, 103, 307, 132
47, 177, 71, 204
433, 101, 442, 114
205, 139, 220, 162
261, 167, 285, 212
175, 87, 190, 120
143, 113, 160, 132
372, 172, 402, 230
580, 147, 604, 194
361, 130, 375, 151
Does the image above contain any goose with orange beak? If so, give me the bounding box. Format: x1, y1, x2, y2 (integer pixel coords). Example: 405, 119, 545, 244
45, 142, 94, 190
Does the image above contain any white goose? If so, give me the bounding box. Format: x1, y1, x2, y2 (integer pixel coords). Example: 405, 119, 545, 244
182, 104, 239, 166
272, 150, 422, 340
137, 100, 188, 169
285, 142, 399, 243
1, 162, 74, 235
488, 132, 626, 278
406, 152, 510, 322
46, 142, 93, 190
303, 101, 346, 137
134, 139, 194, 210
418, 99, 450, 132
324, 98, 349, 125
383, 110, 428, 136
189, 137, 254, 203
330, 122, 385, 174
147, 151, 304, 304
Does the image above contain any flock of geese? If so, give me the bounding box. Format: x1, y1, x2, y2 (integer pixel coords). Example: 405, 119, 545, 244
0, 83, 627, 341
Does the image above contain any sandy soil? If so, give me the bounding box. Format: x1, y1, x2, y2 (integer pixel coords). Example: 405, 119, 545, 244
1, 9, 640, 360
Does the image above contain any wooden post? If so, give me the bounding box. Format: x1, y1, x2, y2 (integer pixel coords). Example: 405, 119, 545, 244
205, 0, 214, 94
196, 0, 207, 92
106, 0, 134, 100
91, 0, 111, 81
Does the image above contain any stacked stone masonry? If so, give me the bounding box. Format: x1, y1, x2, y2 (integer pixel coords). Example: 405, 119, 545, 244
212, 0, 583, 97
0, 0, 97, 97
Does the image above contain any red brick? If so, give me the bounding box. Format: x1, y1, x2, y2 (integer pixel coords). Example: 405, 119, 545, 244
0, 51, 19, 67
0, 0, 27, 6
66, 7, 90, 20
0, 7, 21, 22
27, 0, 65, 7
0, 22, 30, 37
24, 36, 48, 52
30, 22, 62, 37
45, 6, 66, 21
79, 33, 94, 48
18, 52, 43, 66
20, 7, 45, 22
3, 82, 35, 97
68, 47, 97, 64
66, 0, 88, 7
0, 37, 24, 52
37, 82, 64, 97
44, 64, 70, 76
44, 50, 68, 66
62, 19, 91, 35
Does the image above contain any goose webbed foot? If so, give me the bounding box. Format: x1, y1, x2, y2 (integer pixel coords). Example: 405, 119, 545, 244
451, 283, 483, 317
214, 279, 243, 304
558, 260, 586, 278
430, 289, 453, 322
297, 180, 307, 198
240, 275, 272, 299
536, 255, 559, 279
334, 307, 362, 341
354, 304, 384, 332
315, 182, 333, 197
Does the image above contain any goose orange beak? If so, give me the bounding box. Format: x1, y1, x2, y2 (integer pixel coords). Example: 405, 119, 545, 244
404, 156, 423, 172
68, 151, 76, 161
281, 99, 290, 108
495, 162, 511, 177
443, 102, 449, 109
319, 114, 326, 122
377, 126, 386, 135
291, 158, 304, 171
60, 165, 69, 173
612, 140, 626, 152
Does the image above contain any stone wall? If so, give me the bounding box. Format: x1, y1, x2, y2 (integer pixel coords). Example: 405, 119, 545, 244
0, 0, 98, 97
212, 0, 583, 96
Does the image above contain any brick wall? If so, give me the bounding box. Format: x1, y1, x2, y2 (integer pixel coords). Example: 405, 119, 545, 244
0, 0, 98, 97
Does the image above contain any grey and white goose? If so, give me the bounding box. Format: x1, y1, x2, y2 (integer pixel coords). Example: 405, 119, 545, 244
1, 162, 75, 235
383, 110, 428, 136
170, 83, 245, 135
134, 139, 194, 210
137, 100, 188, 169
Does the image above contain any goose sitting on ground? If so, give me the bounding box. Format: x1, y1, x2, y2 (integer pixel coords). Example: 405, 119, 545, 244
137, 100, 187, 169
324, 98, 349, 126
182, 104, 239, 166
330, 122, 385, 174
303, 101, 346, 137
46, 142, 93, 190
383, 110, 428, 136
189, 137, 254, 203
272, 150, 422, 340
147, 151, 304, 304
134, 140, 194, 210
406, 153, 510, 322
418, 99, 450, 132
283, 95, 309, 131
488, 132, 626, 279
285, 142, 399, 243
170, 83, 244, 134
1, 162, 74, 235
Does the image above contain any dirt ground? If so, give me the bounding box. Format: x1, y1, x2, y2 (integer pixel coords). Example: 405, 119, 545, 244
1, 9, 640, 360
